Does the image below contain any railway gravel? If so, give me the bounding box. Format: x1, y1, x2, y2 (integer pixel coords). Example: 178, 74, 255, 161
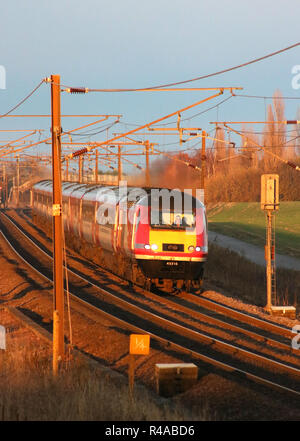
1, 208, 300, 420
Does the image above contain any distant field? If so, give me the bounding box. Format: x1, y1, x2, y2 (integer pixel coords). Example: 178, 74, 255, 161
207, 202, 300, 259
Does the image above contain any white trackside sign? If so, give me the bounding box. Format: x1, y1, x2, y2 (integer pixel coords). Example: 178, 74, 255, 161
0, 325, 6, 350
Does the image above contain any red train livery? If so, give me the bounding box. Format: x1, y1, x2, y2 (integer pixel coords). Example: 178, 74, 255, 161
32, 180, 208, 293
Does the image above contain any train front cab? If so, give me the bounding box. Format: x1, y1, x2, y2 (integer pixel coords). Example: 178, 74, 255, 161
132, 192, 208, 291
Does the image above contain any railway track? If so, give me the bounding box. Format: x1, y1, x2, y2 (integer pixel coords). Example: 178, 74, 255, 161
1, 208, 300, 401
19, 207, 298, 350
20, 207, 296, 343
185, 294, 295, 340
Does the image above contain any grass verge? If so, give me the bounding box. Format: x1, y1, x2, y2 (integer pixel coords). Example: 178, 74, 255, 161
207, 202, 300, 258
204, 243, 300, 307
0, 341, 210, 421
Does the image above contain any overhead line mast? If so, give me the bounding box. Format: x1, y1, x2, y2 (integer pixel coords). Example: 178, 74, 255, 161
64, 87, 243, 160
50, 74, 64, 374
214, 122, 300, 172
0, 116, 120, 159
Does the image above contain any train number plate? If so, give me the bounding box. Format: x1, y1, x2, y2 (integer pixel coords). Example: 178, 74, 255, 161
163, 243, 184, 252
164, 261, 183, 271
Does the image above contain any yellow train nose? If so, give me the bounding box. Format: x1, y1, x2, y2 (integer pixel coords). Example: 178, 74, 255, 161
149, 229, 196, 252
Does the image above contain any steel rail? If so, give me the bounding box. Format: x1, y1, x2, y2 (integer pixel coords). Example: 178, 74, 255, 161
13, 209, 298, 353
2, 209, 299, 362
187, 294, 294, 340
1, 210, 300, 398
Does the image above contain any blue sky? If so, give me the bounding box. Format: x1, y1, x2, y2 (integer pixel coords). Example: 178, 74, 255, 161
0, 0, 300, 172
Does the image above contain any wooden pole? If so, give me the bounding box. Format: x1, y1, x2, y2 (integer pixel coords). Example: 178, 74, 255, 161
3, 164, 6, 208
145, 141, 150, 187
95, 150, 98, 184
52, 309, 59, 375
16, 154, 20, 206
65, 158, 69, 181
78, 156, 82, 183
51, 74, 64, 370
118, 145, 122, 184
201, 131, 206, 192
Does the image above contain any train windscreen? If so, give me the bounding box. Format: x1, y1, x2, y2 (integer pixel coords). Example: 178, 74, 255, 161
150, 210, 196, 229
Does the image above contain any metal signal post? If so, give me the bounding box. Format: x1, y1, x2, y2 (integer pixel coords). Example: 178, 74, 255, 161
51, 74, 64, 373
265, 210, 276, 310
261, 174, 279, 311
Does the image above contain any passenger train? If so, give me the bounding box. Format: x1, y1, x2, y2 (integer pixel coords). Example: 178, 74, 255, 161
32, 180, 208, 293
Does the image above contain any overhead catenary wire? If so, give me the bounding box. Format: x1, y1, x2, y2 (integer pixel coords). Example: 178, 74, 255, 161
0, 41, 298, 131
65, 120, 120, 138
0, 129, 45, 132
146, 133, 300, 173
66, 91, 225, 160
156, 95, 234, 127
0, 131, 37, 151
55, 42, 300, 92
233, 128, 297, 135
0, 80, 45, 119
0, 117, 114, 159
224, 123, 300, 171
235, 94, 300, 100
211, 120, 300, 124
2, 39, 299, 168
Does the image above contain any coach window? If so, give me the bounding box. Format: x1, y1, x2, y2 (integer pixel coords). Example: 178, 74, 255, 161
136, 209, 141, 229
96, 207, 113, 228
82, 202, 94, 221
63, 199, 68, 214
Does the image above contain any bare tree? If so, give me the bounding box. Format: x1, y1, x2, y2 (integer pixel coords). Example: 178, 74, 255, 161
263, 90, 287, 170
214, 126, 228, 175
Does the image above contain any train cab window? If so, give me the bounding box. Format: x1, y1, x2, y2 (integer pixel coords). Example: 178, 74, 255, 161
150, 210, 196, 230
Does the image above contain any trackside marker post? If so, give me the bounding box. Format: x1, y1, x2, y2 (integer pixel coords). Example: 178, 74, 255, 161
128, 334, 150, 397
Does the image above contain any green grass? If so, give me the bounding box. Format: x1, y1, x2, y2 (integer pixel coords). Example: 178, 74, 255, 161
0, 344, 210, 421
207, 202, 300, 258
204, 243, 300, 306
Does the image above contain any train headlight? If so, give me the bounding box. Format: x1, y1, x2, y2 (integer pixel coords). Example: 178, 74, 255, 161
188, 246, 194, 252
195, 246, 208, 252
151, 243, 158, 251
144, 244, 151, 250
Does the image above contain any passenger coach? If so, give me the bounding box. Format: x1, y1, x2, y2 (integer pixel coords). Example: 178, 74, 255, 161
32, 180, 208, 293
